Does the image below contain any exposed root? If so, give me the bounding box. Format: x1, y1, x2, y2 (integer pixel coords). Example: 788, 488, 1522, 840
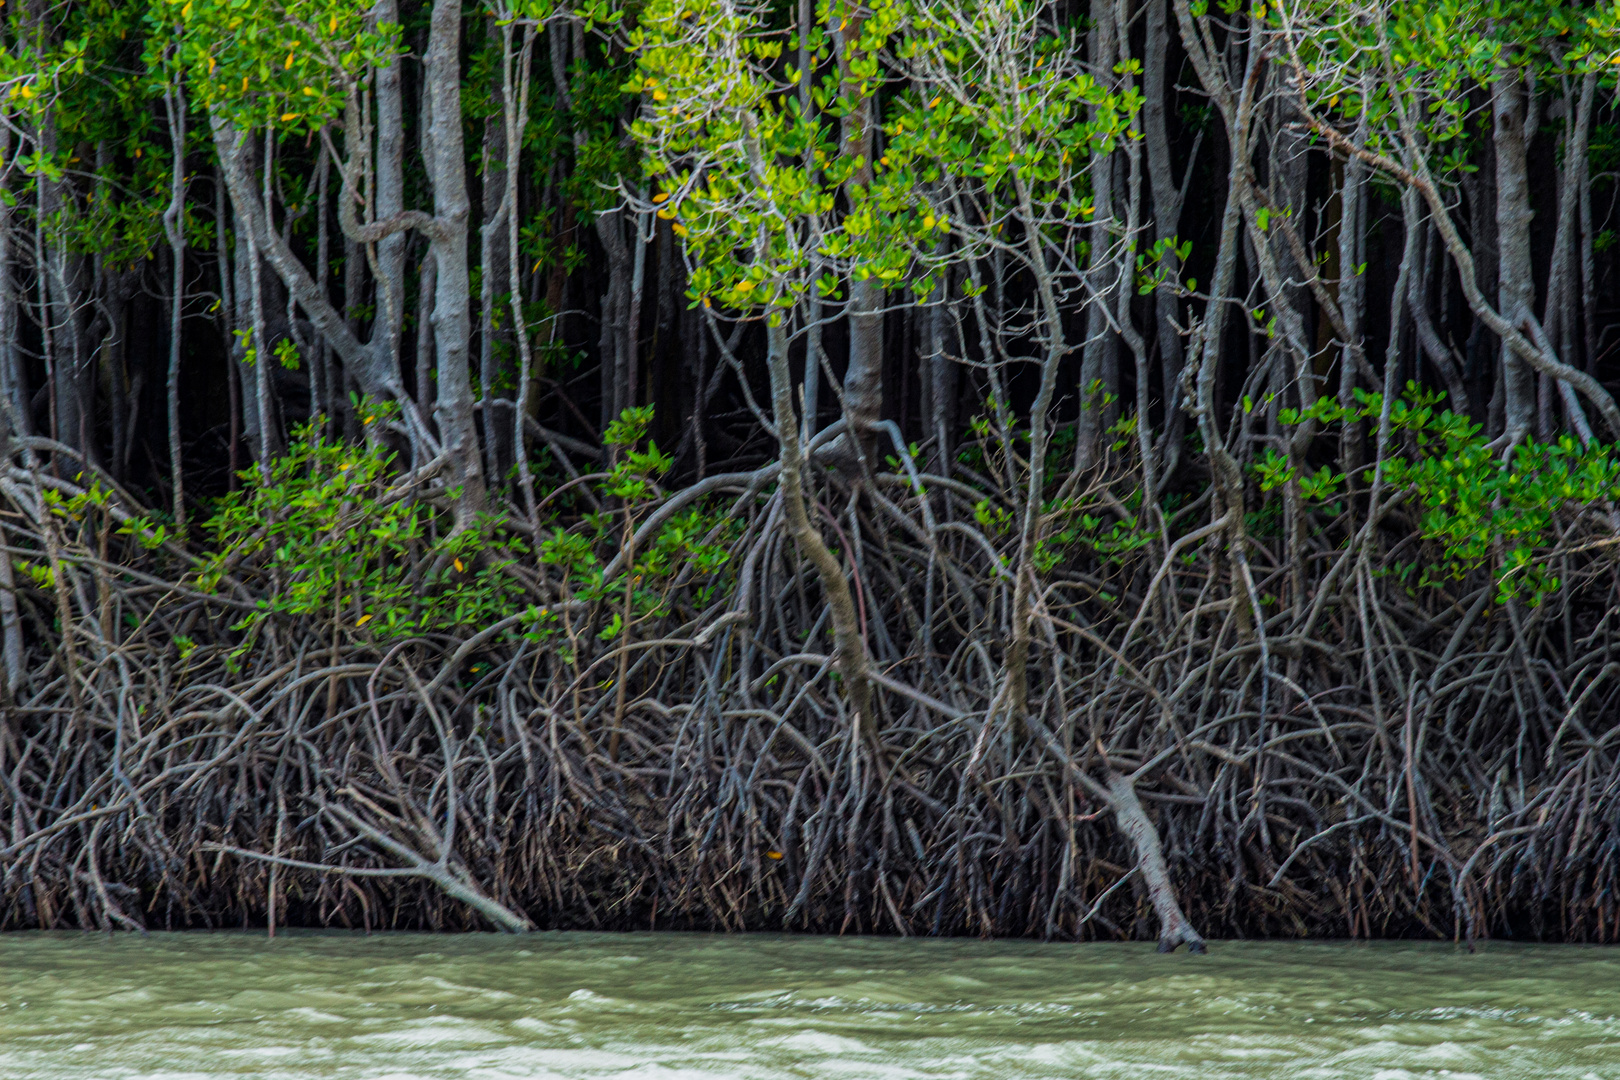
4, 443, 1620, 945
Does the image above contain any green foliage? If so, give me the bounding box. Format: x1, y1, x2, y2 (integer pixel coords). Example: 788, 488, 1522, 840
1280, 384, 1620, 602
627, 0, 854, 314
882, 0, 1138, 242
147, 0, 399, 134
1286, 0, 1620, 184
539, 407, 740, 638
195, 421, 530, 644
1037, 498, 1153, 574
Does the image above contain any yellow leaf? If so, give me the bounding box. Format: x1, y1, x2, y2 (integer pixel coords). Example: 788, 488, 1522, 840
181, 1, 191, 16
735, 280, 755, 292
765, 851, 784, 860
454, 558, 465, 572
280, 112, 298, 122
207, 55, 216, 74
652, 192, 669, 203
923, 214, 935, 230
652, 89, 668, 101
329, 15, 337, 31
242, 76, 249, 92
671, 223, 687, 237
356, 614, 372, 627
285, 52, 295, 70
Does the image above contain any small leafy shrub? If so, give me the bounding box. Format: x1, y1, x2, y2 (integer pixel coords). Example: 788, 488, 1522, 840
538, 406, 739, 642
196, 422, 530, 643
1272, 385, 1620, 602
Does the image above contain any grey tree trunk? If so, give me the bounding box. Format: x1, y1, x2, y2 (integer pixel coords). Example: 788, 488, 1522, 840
1337, 121, 1367, 479
247, 131, 277, 473
162, 82, 188, 534
594, 209, 633, 430
798, 0, 824, 442
372, 0, 409, 387
0, 109, 23, 443
920, 263, 955, 476
424, 0, 486, 519
313, 143, 331, 424
0, 516, 22, 702
416, 247, 437, 417
1077, 8, 1120, 470
479, 22, 511, 485
230, 204, 262, 463
1106, 772, 1206, 952
1142, 0, 1187, 480
832, 5, 883, 459
1491, 74, 1535, 442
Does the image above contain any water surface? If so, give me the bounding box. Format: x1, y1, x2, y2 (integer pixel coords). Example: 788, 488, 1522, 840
2, 931, 1617, 1078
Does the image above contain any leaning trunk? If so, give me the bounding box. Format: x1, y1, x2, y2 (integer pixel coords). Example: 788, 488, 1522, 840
1107, 772, 1206, 952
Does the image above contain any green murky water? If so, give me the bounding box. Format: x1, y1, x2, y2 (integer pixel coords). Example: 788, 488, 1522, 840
2, 932, 1618, 1079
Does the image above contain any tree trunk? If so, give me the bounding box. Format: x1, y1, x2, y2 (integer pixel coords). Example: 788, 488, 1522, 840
1106, 772, 1206, 952
424, 0, 486, 520
765, 317, 878, 740
162, 83, 188, 534
479, 21, 511, 487
0, 110, 23, 442
1077, 6, 1120, 470
0, 516, 22, 701
1491, 73, 1535, 442
1142, 0, 1186, 480
832, 4, 883, 460
372, 0, 409, 387
594, 208, 633, 430
421, 0, 482, 518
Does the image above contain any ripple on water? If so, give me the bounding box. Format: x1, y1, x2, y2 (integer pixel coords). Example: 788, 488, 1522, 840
4, 934, 1620, 1079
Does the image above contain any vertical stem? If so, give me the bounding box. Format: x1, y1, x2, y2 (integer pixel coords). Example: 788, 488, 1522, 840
0, 104, 23, 444
506, 22, 539, 526
799, 0, 821, 441
425, 0, 486, 521
162, 78, 188, 536
247, 130, 274, 477
314, 141, 331, 425
831, 3, 883, 451
1491, 73, 1534, 442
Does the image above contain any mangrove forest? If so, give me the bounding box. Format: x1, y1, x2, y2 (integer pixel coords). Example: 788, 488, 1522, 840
3, 0, 1620, 950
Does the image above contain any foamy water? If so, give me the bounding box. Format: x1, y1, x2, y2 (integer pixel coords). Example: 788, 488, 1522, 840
3, 932, 1618, 1078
